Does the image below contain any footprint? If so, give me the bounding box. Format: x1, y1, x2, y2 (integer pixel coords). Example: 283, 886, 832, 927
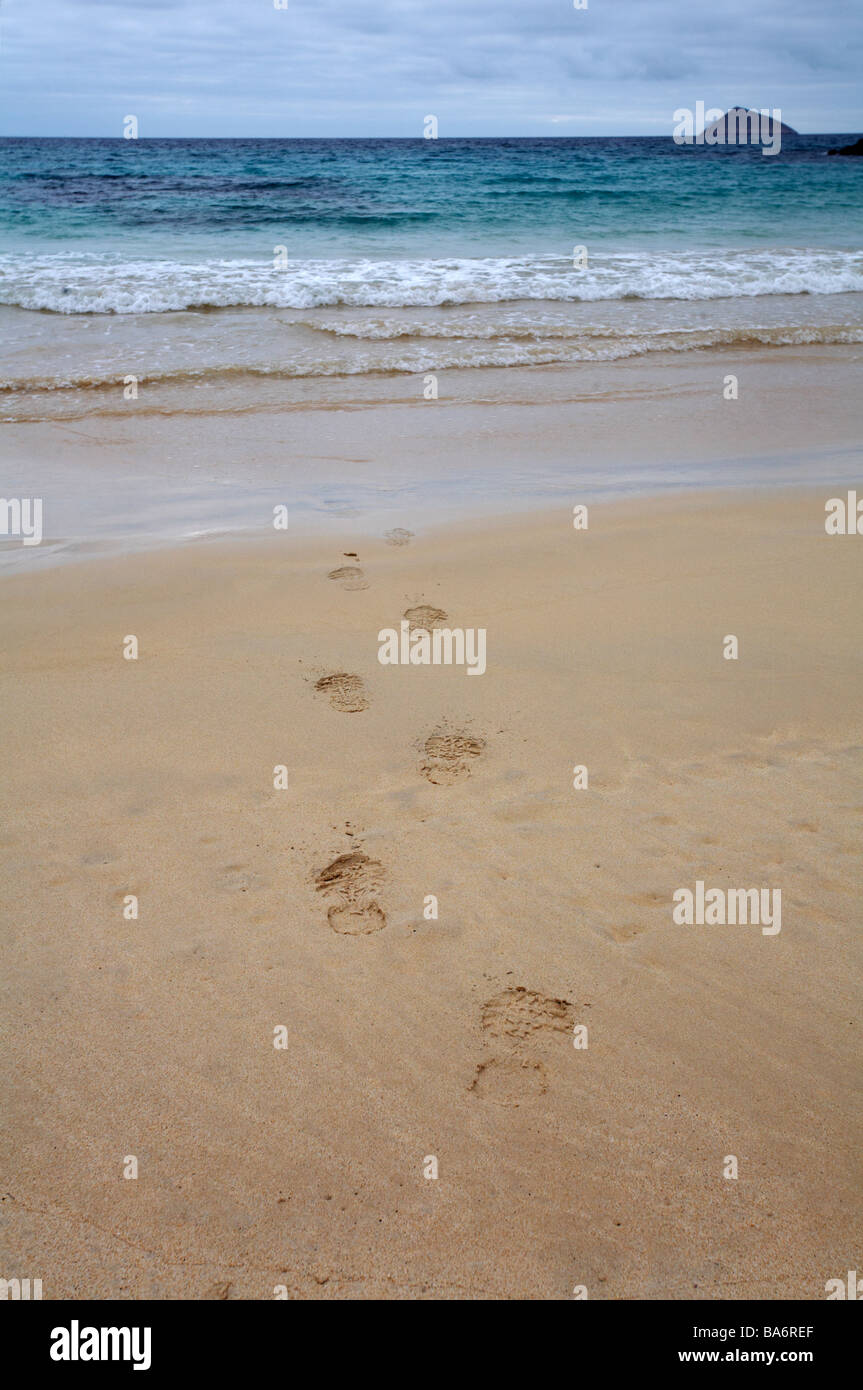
328, 566, 368, 591
385, 528, 414, 546
326, 902, 387, 935
215, 864, 267, 894
420, 729, 484, 785
314, 850, 382, 895
315, 673, 369, 713
314, 850, 387, 935
404, 605, 448, 631
470, 988, 572, 1105
468, 1056, 548, 1107
480, 986, 573, 1041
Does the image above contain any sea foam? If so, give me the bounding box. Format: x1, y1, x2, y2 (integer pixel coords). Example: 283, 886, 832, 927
1, 248, 861, 315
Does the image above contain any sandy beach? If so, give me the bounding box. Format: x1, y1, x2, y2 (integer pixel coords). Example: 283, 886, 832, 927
1, 484, 860, 1299
4, 0, 863, 1347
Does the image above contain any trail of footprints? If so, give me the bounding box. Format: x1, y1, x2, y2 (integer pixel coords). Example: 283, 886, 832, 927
313, 554, 564, 1109
315, 578, 486, 783
315, 550, 514, 1117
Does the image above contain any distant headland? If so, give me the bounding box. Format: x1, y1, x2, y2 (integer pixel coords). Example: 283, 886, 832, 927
701, 107, 798, 140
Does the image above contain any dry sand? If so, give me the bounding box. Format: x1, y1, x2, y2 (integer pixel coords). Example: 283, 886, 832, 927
1, 488, 861, 1299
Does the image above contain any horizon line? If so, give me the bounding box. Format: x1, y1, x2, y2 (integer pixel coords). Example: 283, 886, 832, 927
3, 128, 860, 140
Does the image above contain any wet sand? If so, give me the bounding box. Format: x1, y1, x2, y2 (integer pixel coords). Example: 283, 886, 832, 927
1, 343, 861, 568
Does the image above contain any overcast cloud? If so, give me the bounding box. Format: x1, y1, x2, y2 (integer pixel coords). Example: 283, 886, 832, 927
0, 0, 860, 137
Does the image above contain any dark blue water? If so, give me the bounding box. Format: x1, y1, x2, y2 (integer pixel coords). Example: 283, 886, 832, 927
2, 135, 861, 260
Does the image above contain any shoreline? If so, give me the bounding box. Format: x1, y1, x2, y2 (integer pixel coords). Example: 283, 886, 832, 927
2, 341, 861, 572
0, 476, 856, 580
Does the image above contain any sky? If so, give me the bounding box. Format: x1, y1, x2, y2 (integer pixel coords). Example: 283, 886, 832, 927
0, 0, 860, 138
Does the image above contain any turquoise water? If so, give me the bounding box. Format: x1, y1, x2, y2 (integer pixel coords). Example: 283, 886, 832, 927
1, 136, 862, 311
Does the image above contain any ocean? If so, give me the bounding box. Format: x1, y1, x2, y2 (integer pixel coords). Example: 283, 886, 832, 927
3, 135, 863, 301
1, 135, 861, 562
1, 135, 862, 411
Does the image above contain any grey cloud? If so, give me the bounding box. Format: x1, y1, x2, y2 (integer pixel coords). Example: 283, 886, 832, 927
0, 0, 860, 135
